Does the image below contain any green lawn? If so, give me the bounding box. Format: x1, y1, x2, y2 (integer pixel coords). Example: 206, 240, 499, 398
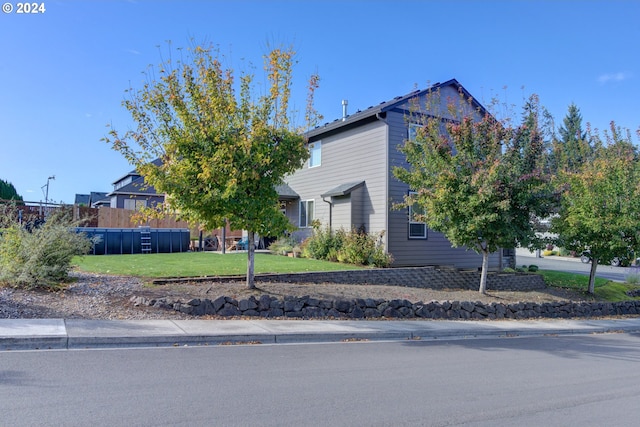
73, 252, 364, 278
537, 270, 640, 302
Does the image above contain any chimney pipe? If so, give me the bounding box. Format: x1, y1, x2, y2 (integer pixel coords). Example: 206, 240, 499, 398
342, 99, 348, 121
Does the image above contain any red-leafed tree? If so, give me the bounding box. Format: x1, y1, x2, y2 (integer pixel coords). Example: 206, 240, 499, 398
394, 92, 556, 294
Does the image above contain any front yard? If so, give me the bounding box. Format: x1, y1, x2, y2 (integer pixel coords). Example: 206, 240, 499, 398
73, 252, 364, 278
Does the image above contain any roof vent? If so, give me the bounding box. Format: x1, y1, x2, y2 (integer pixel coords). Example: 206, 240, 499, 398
342, 99, 348, 121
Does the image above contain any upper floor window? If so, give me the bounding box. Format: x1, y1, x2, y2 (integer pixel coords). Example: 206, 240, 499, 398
114, 176, 133, 190
299, 199, 315, 228
123, 198, 147, 211
408, 123, 423, 142
408, 191, 427, 239
309, 141, 321, 167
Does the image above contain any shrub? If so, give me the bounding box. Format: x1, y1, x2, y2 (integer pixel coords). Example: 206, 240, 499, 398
338, 229, 373, 265
626, 273, 640, 285
558, 247, 571, 257
302, 225, 344, 260
302, 224, 393, 267
267, 235, 296, 255
368, 243, 394, 268
528, 265, 539, 272
0, 206, 93, 289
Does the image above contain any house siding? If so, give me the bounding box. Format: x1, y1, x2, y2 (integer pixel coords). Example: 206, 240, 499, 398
285, 120, 388, 241
385, 86, 500, 269
350, 186, 365, 231
331, 196, 352, 230
287, 81, 502, 270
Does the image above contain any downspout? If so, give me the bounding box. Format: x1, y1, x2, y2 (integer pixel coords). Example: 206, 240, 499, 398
375, 111, 390, 256
322, 196, 333, 231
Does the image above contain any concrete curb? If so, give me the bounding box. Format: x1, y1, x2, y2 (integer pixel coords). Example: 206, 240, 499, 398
2, 318, 640, 351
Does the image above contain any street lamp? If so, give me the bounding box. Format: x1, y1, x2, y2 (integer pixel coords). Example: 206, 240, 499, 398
41, 175, 55, 206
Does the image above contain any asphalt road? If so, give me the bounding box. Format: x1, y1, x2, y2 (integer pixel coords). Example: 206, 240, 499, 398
3, 334, 640, 426
518, 252, 640, 282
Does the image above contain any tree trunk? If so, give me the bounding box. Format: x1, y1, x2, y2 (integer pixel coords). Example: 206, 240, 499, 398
246, 231, 255, 289
221, 220, 227, 254
478, 249, 489, 294
588, 258, 598, 294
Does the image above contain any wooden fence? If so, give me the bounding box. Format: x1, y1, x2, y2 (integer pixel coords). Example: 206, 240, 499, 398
2, 202, 244, 244
95, 207, 243, 242
96, 207, 190, 229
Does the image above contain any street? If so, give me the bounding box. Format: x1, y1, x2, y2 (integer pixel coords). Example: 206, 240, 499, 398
517, 252, 640, 282
2, 334, 640, 426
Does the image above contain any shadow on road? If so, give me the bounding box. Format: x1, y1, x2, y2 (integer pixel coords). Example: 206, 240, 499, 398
403, 331, 640, 362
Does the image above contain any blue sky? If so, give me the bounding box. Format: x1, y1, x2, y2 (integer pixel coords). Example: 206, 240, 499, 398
1, 0, 638, 204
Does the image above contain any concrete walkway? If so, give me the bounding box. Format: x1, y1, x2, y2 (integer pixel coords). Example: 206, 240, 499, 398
2, 317, 640, 350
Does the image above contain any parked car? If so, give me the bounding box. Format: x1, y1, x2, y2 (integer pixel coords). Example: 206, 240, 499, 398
580, 250, 634, 267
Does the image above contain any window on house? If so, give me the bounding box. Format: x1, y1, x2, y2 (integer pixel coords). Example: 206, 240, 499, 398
408, 123, 423, 142
114, 176, 133, 191
408, 191, 427, 239
299, 200, 314, 228
123, 198, 147, 211
309, 141, 321, 167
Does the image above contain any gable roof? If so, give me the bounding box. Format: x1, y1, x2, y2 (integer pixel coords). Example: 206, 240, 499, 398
107, 175, 160, 197
306, 78, 486, 140
111, 158, 163, 186
75, 194, 90, 205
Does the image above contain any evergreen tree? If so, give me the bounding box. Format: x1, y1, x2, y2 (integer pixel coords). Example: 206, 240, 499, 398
554, 103, 592, 172
0, 179, 23, 202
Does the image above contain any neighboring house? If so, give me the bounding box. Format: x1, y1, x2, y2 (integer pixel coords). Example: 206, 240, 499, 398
74, 194, 90, 206
106, 159, 165, 210
283, 78, 508, 269
73, 192, 110, 208
90, 192, 110, 208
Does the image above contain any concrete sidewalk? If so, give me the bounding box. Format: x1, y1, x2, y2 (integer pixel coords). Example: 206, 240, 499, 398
2, 317, 640, 350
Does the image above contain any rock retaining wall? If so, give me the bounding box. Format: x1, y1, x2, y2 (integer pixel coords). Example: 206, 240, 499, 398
131, 294, 640, 320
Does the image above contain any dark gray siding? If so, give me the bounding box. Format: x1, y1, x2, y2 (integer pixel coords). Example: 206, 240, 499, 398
385, 86, 500, 268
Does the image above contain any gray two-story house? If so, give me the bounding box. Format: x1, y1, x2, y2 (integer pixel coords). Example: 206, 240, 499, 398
283, 79, 508, 269
107, 159, 165, 210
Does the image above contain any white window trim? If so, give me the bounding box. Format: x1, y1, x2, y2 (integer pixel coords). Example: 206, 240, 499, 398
408, 191, 427, 239
309, 141, 321, 168
299, 199, 315, 228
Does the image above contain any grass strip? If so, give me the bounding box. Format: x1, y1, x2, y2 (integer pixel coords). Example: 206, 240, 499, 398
537, 270, 640, 302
